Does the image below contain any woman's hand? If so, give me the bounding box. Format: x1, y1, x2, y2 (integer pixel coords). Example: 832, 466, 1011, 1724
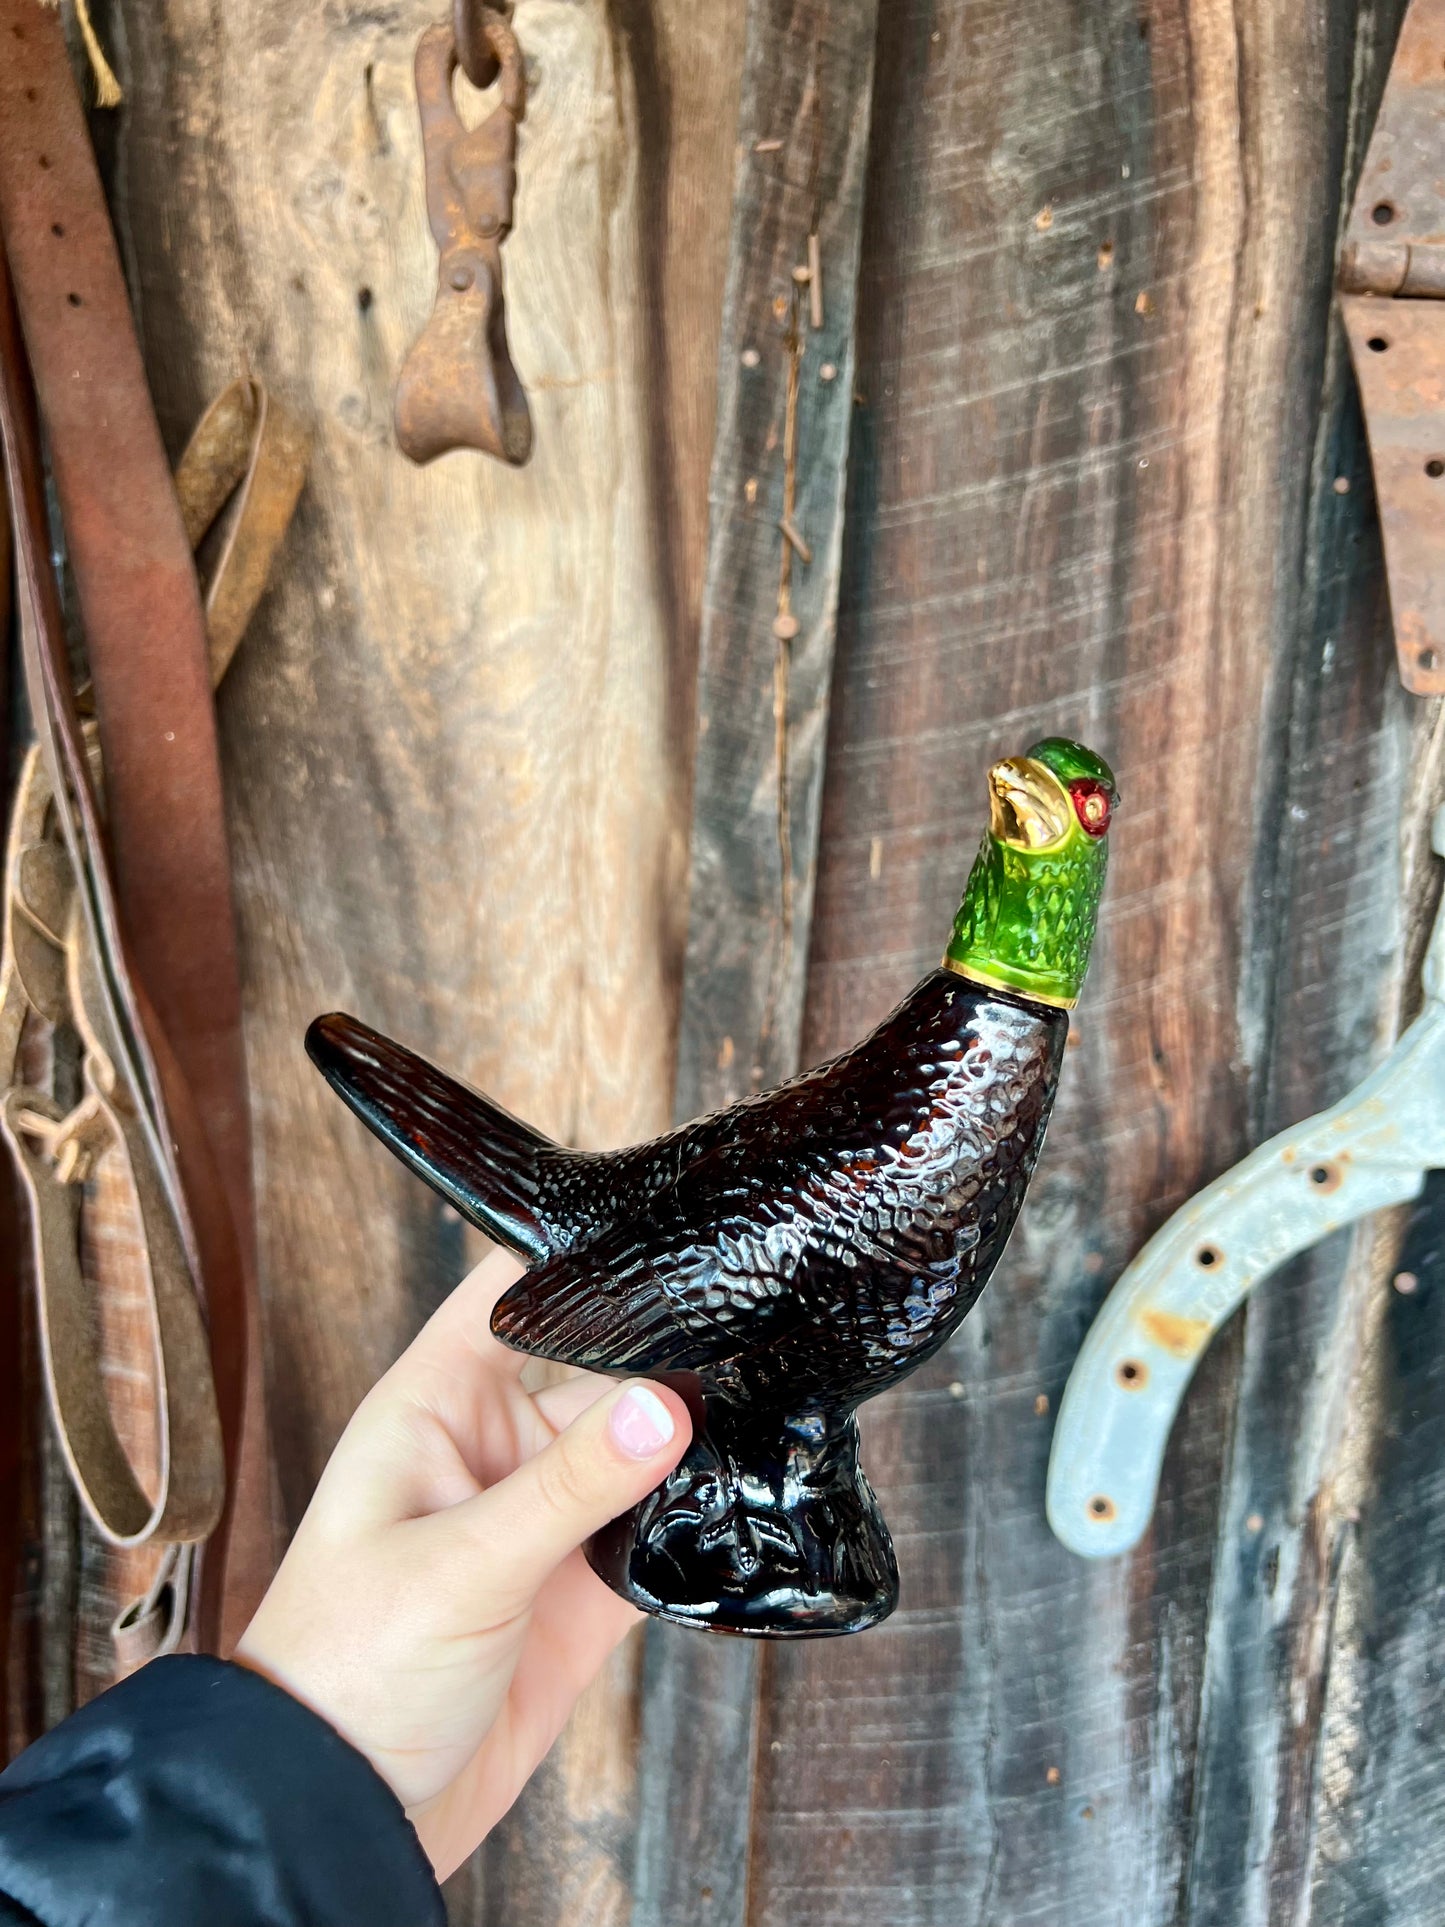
235, 1248, 690, 1880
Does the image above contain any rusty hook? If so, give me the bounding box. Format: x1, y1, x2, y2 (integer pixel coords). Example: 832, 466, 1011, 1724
394, 9, 532, 466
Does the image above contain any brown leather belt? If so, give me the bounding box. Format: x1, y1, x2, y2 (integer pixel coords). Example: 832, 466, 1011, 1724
0, 1, 292, 1655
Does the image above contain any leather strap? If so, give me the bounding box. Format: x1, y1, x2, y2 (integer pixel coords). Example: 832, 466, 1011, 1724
0, 247, 223, 1633
0, 2, 284, 1649
111, 1544, 193, 1674
0, 374, 303, 1665
175, 379, 310, 689
0, 328, 307, 1662
0, 461, 19, 1751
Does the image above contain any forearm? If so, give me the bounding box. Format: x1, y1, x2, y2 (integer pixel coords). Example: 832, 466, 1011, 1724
0, 1655, 444, 1927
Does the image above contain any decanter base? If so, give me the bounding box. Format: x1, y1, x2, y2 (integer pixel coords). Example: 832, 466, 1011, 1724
584, 1397, 899, 1638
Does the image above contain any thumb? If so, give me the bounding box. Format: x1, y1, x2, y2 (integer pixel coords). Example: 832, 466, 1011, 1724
433, 1379, 691, 1615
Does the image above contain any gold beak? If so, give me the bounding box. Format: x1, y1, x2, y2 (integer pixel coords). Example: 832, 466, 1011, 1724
987, 756, 1072, 850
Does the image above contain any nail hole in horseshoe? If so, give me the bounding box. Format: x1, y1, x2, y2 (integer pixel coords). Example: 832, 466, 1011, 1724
1309, 1160, 1343, 1193
1116, 1358, 1148, 1390
1372, 200, 1397, 226
1367, 336, 1390, 352
1087, 1494, 1116, 1521
1196, 1244, 1222, 1269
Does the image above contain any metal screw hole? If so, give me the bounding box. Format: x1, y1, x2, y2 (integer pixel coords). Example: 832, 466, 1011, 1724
1368, 336, 1390, 352
1116, 1358, 1148, 1390
1087, 1494, 1116, 1521
1428, 459, 1445, 478
1372, 200, 1397, 226
1197, 1244, 1221, 1268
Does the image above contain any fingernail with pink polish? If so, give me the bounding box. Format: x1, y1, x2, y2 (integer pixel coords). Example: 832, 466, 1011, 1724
610, 1384, 675, 1459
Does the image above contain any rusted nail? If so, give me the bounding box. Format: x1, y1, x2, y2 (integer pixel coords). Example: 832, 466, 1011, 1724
1135, 289, 1153, 316
1034, 1392, 1049, 1416
1394, 1269, 1419, 1294
753, 136, 783, 154
1034, 204, 1053, 232
741, 346, 761, 368
772, 612, 800, 642
808, 231, 823, 329
1097, 240, 1114, 270
820, 361, 838, 382
778, 517, 812, 563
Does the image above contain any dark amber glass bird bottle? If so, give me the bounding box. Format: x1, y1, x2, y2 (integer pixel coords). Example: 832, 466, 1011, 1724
307, 737, 1116, 1635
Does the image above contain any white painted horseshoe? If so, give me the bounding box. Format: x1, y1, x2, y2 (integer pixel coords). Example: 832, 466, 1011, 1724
1046, 805, 1445, 1558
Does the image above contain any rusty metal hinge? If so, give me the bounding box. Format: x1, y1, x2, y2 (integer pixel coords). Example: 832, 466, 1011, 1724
1339, 0, 1445, 696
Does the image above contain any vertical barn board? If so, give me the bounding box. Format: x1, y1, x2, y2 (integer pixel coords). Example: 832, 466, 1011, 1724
745, 1, 1441, 1925
762, 0, 1260, 1908
633, 4, 878, 1924
99, 0, 738, 1919
1182, 12, 1445, 1919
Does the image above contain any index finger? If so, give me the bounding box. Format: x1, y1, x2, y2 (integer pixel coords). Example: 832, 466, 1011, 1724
400, 1246, 530, 1384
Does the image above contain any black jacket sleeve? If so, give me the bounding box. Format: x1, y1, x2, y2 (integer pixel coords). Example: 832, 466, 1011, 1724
0, 1653, 445, 1927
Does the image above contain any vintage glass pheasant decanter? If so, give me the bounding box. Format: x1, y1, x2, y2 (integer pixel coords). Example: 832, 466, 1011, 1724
307, 737, 1116, 1636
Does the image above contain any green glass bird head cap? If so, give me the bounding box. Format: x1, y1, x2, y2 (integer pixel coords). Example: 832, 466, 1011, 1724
943, 737, 1117, 1010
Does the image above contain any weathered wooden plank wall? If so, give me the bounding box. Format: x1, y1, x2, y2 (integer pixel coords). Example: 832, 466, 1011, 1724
12, 0, 1445, 1921
90, 2, 742, 1923
639, 5, 879, 1924
750, 0, 1445, 1922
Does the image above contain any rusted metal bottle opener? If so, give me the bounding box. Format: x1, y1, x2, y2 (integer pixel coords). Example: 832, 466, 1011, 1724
394, 1, 532, 467
1047, 805, 1445, 1557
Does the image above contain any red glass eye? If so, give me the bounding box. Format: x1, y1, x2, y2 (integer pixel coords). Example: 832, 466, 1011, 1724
1070, 780, 1112, 837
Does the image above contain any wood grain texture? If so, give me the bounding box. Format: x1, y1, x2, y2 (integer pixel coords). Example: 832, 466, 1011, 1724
673, 0, 880, 1112
635, 4, 880, 1922
73, 0, 739, 1915
743, 0, 1445, 1923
